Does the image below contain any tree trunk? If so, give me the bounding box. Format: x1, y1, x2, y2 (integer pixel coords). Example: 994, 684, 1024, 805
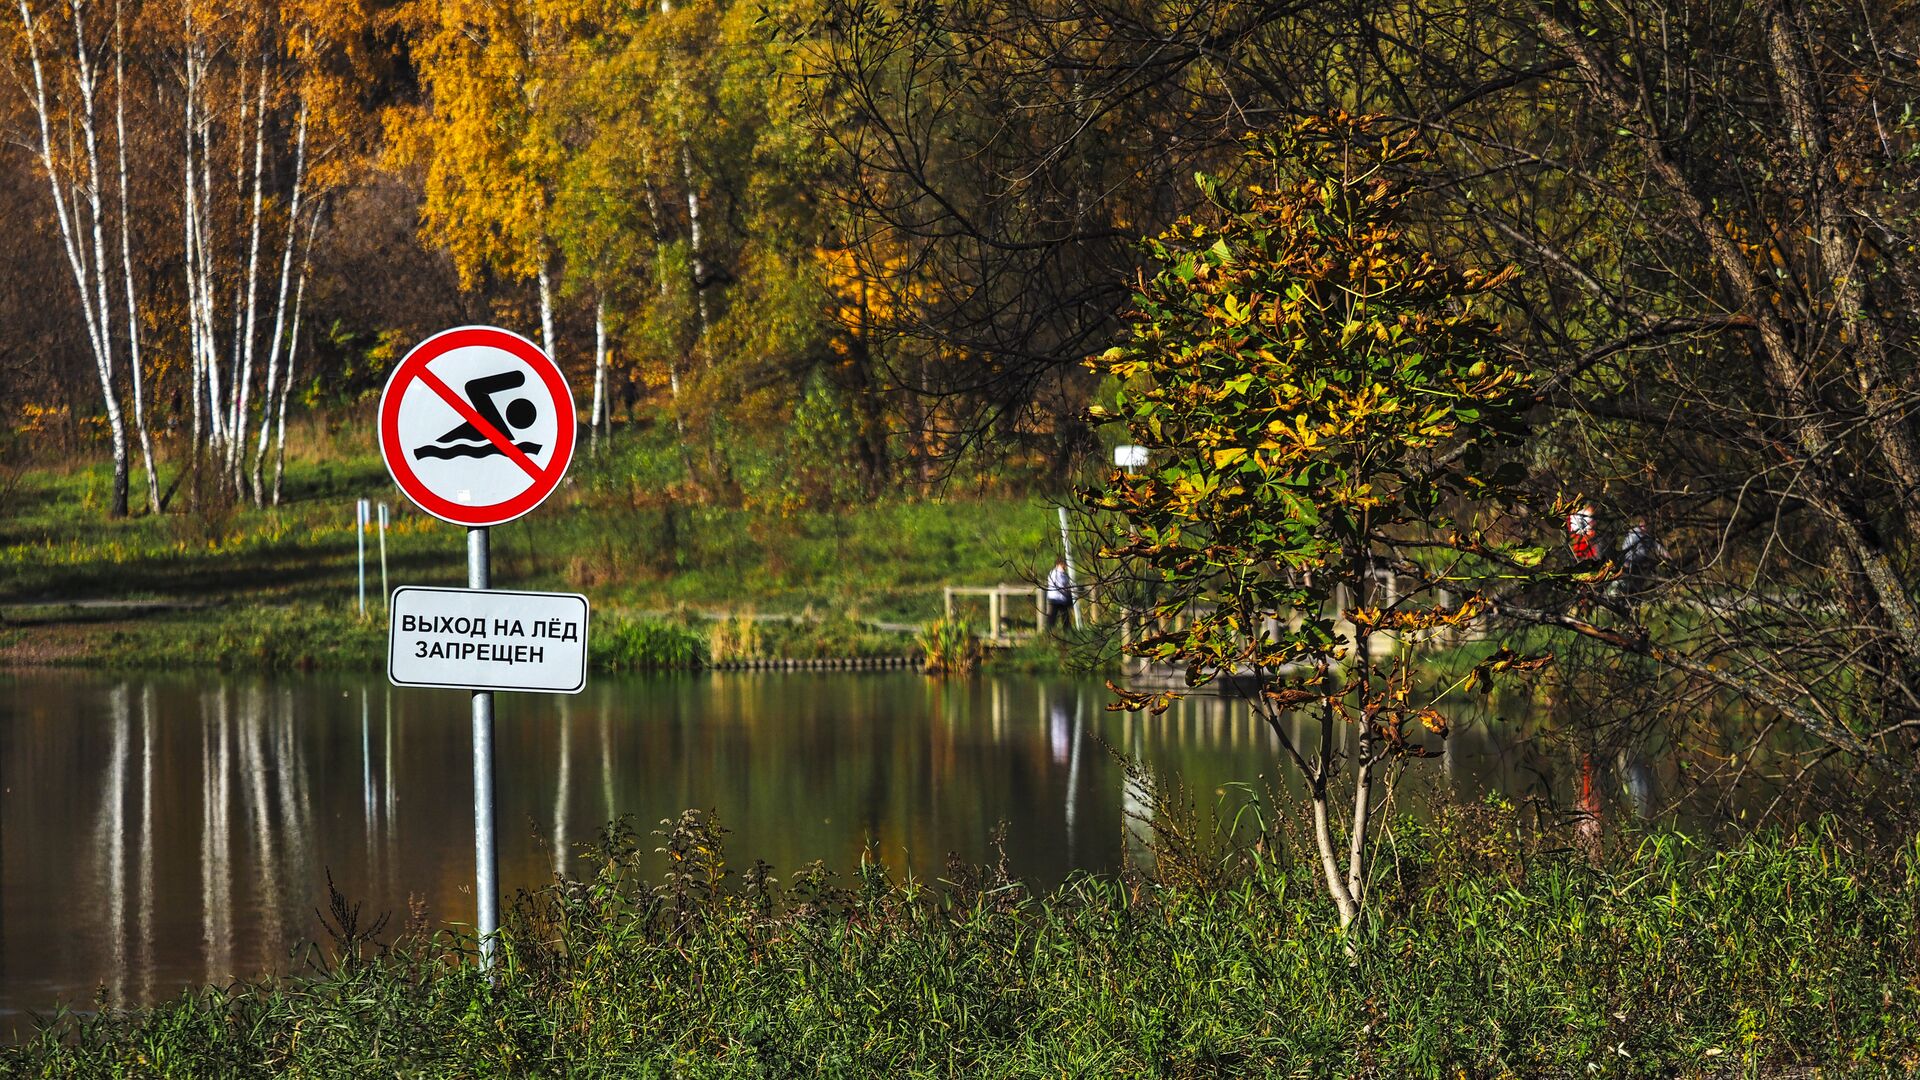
14, 0, 129, 516
71, 0, 130, 517
1763, 0, 1920, 542
114, 2, 158, 514
537, 258, 557, 362
590, 295, 607, 455
679, 144, 712, 337
192, 69, 226, 461
230, 67, 269, 492
272, 209, 319, 506
1310, 705, 1359, 929
252, 107, 308, 505
1342, 550, 1377, 923
1535, 8, 1920, 662
181, 36, 206, 510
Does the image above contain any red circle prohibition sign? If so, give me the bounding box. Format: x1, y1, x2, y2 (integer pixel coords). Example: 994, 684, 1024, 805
378, 325, 576, 527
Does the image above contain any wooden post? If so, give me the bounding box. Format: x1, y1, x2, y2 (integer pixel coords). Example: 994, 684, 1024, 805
944, 587, 953, 621
989, 590, 1001, 641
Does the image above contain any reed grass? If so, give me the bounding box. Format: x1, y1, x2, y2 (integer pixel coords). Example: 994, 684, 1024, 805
916, 615, 982, 675
9, 804, 1914, 1078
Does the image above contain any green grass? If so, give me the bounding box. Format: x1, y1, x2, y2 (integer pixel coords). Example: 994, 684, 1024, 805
64, 605, 721, 673
4, 807, 1916, 1077
0, 424, 1067, 669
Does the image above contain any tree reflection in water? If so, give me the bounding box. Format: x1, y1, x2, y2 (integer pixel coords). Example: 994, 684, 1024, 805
2, 669, 1754, 1033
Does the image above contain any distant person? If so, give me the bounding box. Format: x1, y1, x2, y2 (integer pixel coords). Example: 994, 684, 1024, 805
1566, 503, 1598, 560
1615, 517, 1670, 595
1045, 558, 1074, 631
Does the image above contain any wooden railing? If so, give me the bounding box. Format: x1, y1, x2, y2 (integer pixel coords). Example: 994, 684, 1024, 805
942, 569, 1480, 658
942, 584, 1047, 645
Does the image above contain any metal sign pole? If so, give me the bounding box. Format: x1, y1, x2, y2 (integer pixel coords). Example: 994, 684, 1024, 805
1058, 506, 1080, 629
468, 526, 499, 969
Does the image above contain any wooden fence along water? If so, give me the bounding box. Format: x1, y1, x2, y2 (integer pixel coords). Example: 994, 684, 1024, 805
942, 584, 1057, 645
708, 656, 920, 671
944, 570, 1486, 683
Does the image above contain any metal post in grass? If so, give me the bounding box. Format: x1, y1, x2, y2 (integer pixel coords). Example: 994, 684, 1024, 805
1058, 506, 1080, 629
377, 503, 390, 607
357, 499, 369, 617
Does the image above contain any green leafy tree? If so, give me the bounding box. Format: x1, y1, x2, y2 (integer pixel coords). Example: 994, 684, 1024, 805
1088, 116, 1543, 928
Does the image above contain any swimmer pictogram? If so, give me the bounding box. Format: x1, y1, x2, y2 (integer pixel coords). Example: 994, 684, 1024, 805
412, 370, 545, 460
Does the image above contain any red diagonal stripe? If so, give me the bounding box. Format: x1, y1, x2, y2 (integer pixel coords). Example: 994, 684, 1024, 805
415, 366, 548, 483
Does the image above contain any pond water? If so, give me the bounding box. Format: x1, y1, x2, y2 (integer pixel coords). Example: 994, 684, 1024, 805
0, 668, 1673, 1036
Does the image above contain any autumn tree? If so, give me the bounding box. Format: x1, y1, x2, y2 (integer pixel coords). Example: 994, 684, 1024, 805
6, 0, 146, 515
1088, 118, 1540, 927
173, 0, 373, 507
388, 0, 572, 359
786, 0, 1213, 476
4, 0, 373, 514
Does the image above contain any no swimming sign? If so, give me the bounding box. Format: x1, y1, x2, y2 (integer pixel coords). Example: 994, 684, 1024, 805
377, 325, 576, 527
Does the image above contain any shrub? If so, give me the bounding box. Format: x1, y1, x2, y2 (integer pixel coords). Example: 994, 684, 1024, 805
591, 616, 707, 671
916, 616, 980, 675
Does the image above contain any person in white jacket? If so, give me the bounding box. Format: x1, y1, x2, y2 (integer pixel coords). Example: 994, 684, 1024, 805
1044, 558, 1074, 631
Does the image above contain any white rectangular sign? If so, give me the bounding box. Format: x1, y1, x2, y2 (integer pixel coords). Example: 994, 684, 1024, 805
389, 586, 589, 694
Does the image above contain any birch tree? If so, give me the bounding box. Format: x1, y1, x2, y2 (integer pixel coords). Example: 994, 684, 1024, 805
172, 0, 362, 505
8, 0, 134, 515
111, 0, 157, 512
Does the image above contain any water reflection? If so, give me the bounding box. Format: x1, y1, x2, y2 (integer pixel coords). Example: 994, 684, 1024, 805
3, 669, 1694, 1033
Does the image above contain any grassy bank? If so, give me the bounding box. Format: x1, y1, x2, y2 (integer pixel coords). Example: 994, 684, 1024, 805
4, 807, 1915, 1077
0, 426, 1079, 670
0, 603, 1101, 674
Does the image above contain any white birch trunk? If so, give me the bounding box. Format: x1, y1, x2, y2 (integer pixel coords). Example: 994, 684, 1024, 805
13, 0, 129, 515
251, 105, 307, 505
678, 145, 711, 336
537, 259, 556, 360
270, 217, 315, 506
215, 56, 252, 463
229, 67, 269, 487
75, 0, 130, 516
226, 278, 244, 449
114, 0, 157, 513
590, 296, 607, 455
192, 62, 225, 456
1345, 742, 1373, 916
1310, 710, 1360, 929
182, 39, 203, 492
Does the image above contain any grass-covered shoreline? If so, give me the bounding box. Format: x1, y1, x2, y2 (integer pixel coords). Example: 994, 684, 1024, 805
3, 808, 1915, 1078
0, 600, 1093, 674
0, 430, 1086, 673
